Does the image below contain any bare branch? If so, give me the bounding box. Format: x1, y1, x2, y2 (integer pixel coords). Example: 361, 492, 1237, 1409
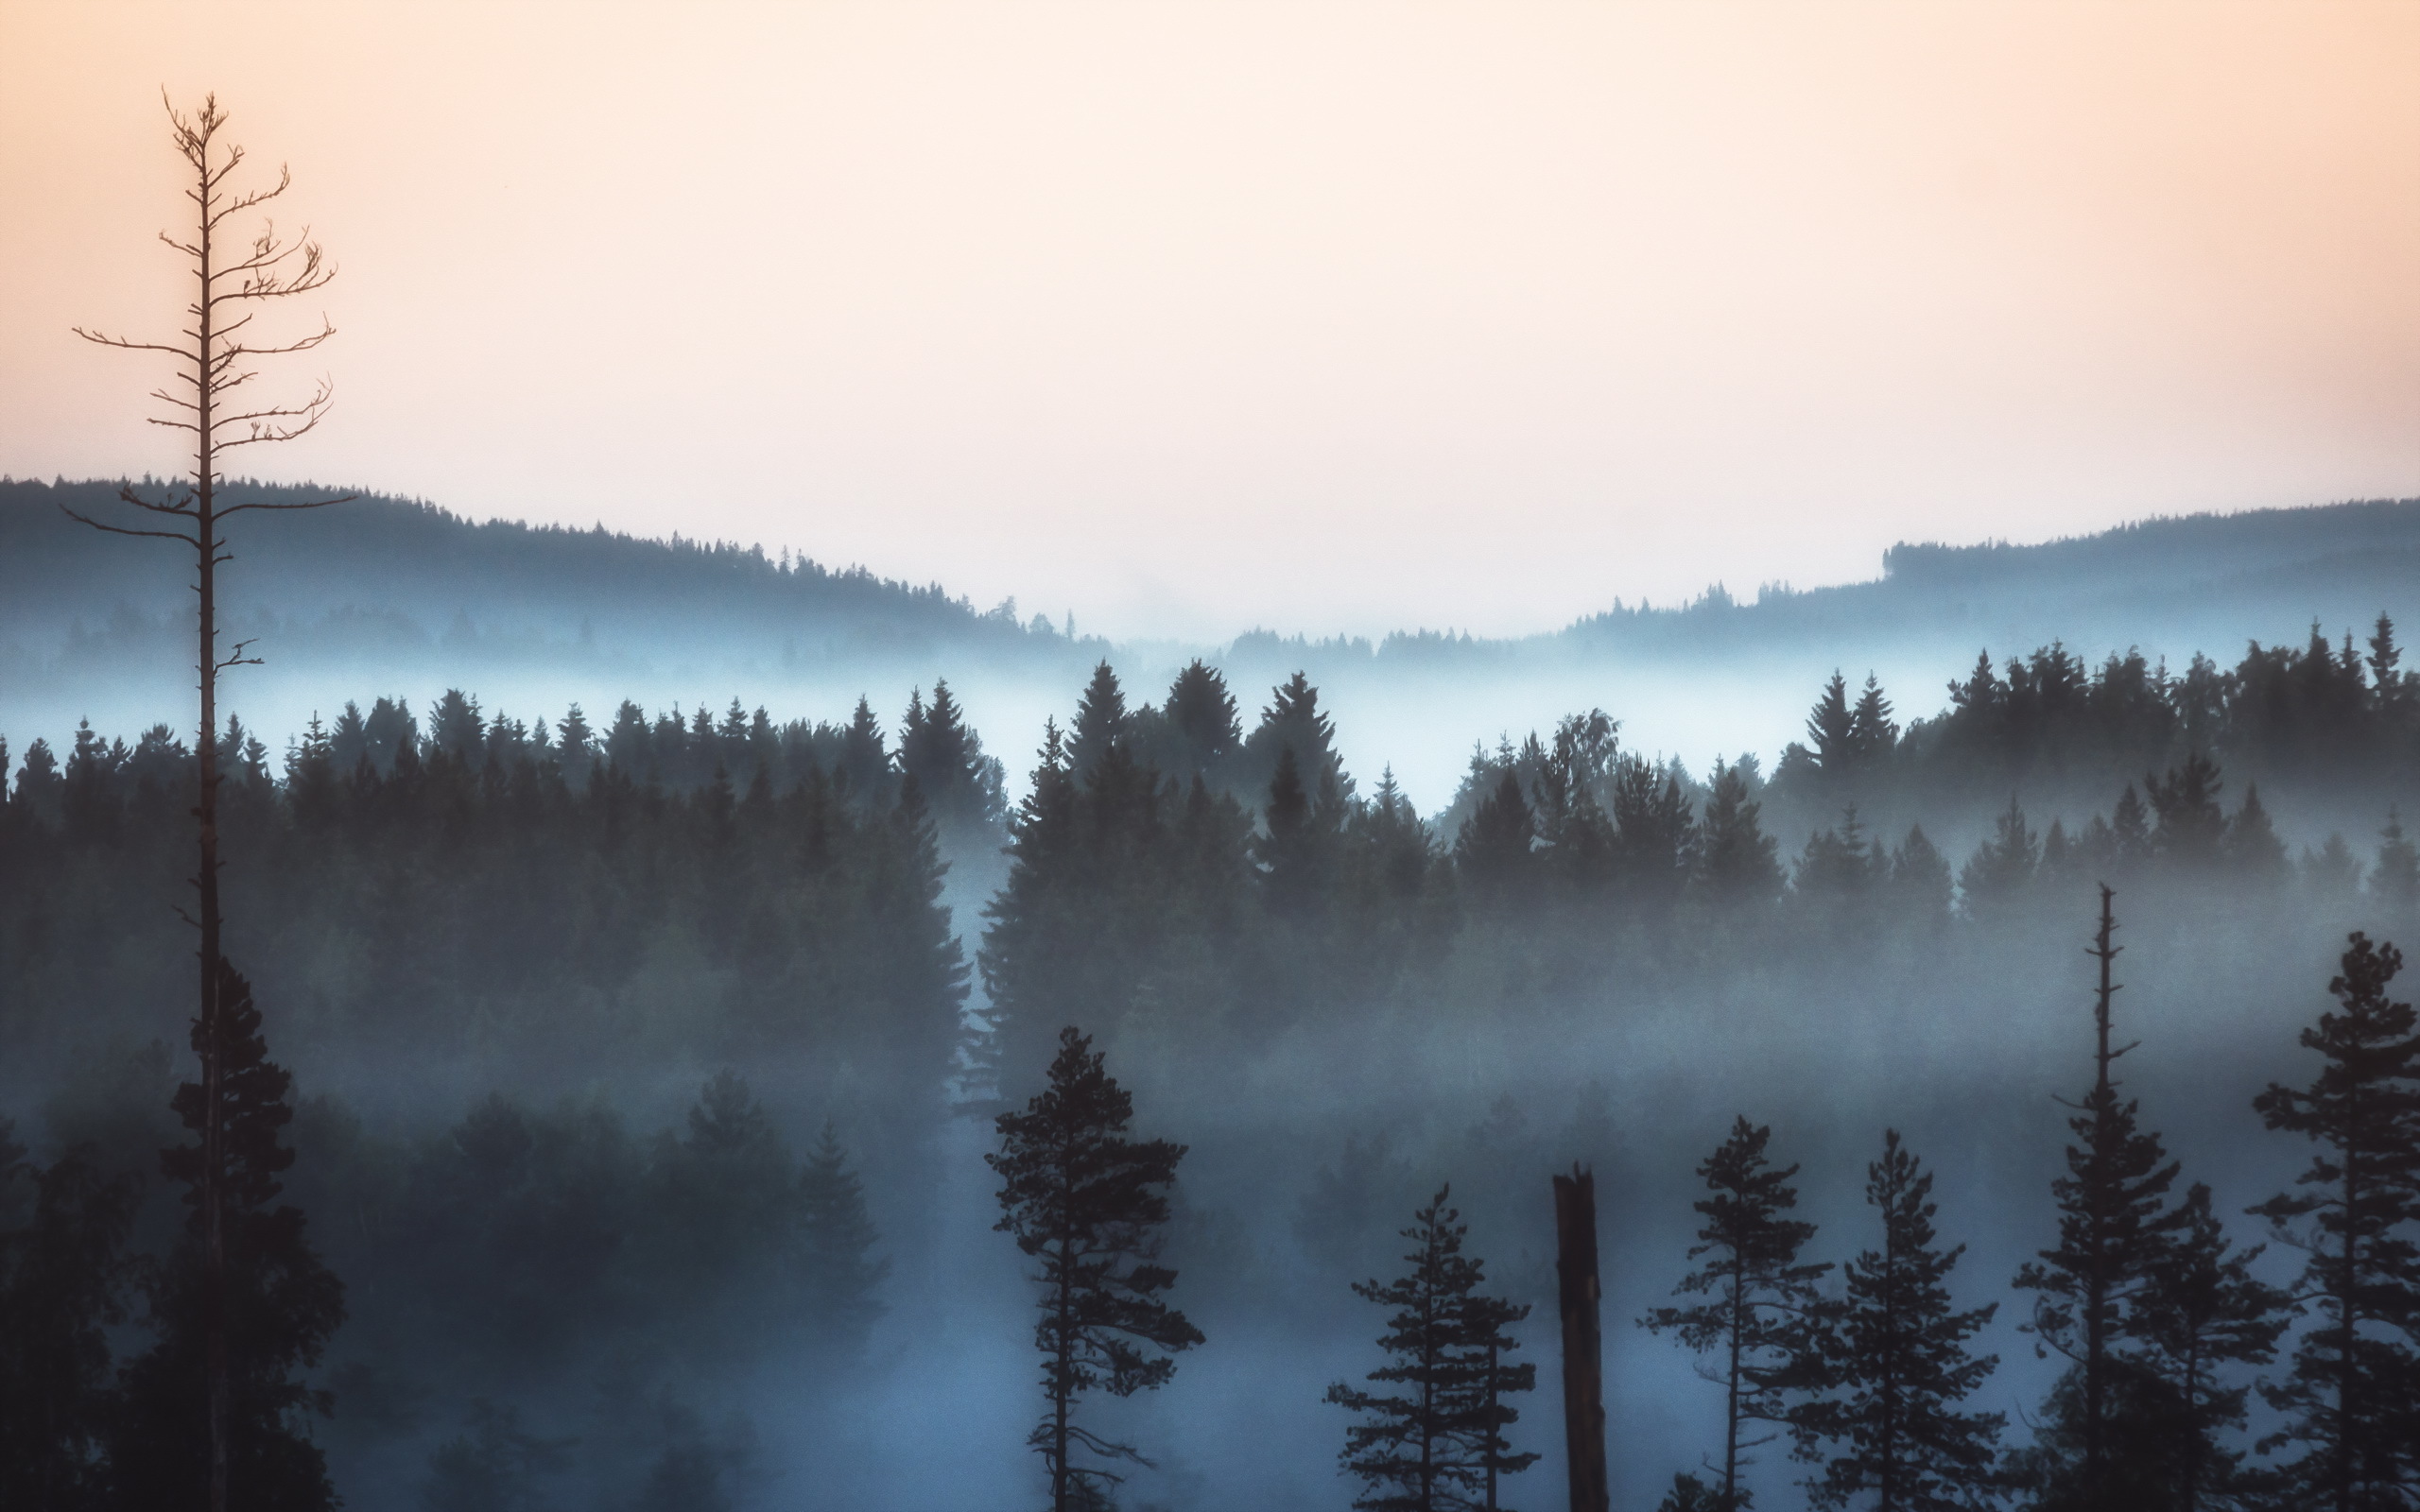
117, 486, 200, 517
220, 491, 355, 517
59, 503, 201, 549
73, 326, 191, 357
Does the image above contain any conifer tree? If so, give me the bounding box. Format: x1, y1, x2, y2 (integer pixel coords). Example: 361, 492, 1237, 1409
2372, 808, 2420, 912
1643, 1117, 1833, 1508
1886, 827, 1953, 932
990, 1027, 1201, 1512
1456, 770, 1538, 905
1160, 659, 1242, 787
2250, 932, 2420, 1510
2222, 784, 2288, 882
837, 696, 890, 804
112, 961, 347, 1512
1068, 662, 1132, 782
1796, 1130, 2001, 1512
1239, 671, 1350, 808
1327, 1185, 1536, 1512
2011, 887, 2181, 1512
1957, 796, 2038, 915
2106, 785, 2153, 872
799, 1123, 889, 1360
1806, 673, 1857, 773
1611, 751, 1695, 908
2125, 1183, 2286, 1512
1849, 675, 1899, 766
1695, 763, 1782, 910
2145, 755, 2226, 868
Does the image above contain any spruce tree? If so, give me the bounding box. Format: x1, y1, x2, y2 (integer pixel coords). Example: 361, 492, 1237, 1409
1456, 770, 1538, 904
112, 961, 347, 1512
1238, 671, 1350, 808
1796, 1130, 2002, 1512
1806, 673, 1857, 773
2145, 754, 2226, 868
2011, 887, 2181, 1512
1327, 1185, 1536, 1512
2373, 808, 2419, 912
2222, 784, 2288, 882
1957, 796, 2039, 915
1068, 662, 1132, 782
1160, 659, 1242, 787
1611, 751, 1695, 909
799, 1123, 889, 1360
1849, 675, 1899, 766
1642, 1117, 1833, 1508
1695, 763, 1782, 910
990, 1027, 1201, 1512
2126, 1183, 2286, 1511
2249, 932, 2420, 1509
1887, 827, 1953, 932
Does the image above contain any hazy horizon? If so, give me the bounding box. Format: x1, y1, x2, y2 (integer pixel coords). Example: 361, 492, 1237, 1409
6, 1, 2418, 643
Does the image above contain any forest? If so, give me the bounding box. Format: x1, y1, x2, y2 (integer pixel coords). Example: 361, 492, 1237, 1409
7, 613, 2420, 1511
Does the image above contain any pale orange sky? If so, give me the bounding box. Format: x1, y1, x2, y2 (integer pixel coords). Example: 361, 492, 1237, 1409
4, 2, 2416, 642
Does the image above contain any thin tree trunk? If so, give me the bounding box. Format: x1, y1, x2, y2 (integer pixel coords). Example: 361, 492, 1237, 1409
2082, 884, 2118, 1496
1484, 1339, 1499, 1512
1725, 1267, 1744, 1507
2336, 1130, 2358, 1512
190, 138, 231, 1512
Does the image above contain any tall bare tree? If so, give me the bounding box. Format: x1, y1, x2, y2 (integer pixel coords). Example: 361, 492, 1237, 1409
69, 91, 347, 1512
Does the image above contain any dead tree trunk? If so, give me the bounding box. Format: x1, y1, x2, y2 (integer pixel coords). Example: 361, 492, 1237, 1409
1554, 1164, 1609, 1512
71, 93, 346, 1512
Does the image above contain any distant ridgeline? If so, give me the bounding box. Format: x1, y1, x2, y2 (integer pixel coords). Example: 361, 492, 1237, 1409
0, 476, 1083, 678
9, 476, 2420, 684
1553, 496, 2420, 662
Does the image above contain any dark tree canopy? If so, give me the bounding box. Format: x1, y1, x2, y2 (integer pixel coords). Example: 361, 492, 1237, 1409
990, 1027, 1201, 1512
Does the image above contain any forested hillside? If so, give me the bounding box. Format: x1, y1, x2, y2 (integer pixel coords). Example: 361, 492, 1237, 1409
8, 620, 2420, 1507
13, 476, 2420, 816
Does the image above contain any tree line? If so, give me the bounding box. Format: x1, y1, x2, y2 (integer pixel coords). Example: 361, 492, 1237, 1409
994, 904, 2420, 1512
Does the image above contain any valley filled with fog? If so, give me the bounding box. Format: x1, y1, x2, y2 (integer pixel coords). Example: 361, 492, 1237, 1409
9, 482, 2420, 1510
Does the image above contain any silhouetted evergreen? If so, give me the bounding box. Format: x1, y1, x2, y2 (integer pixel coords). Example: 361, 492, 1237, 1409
799, 1123, 889, 1361
1326, 1185, 1536, 1512
2124, 1182, 2286, 1512
1796, 1130, 2001, 1512
2250, 933, 2420, 1508
1643, 1117, 1833, 1508
1695, 763, 1782, 911
2010, 891, 2181, 1512
989, 1027, 1201, 1512
111, 962, 345, 1512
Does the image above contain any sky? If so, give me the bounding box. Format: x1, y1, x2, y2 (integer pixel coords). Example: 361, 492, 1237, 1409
3, 1, 2417, 644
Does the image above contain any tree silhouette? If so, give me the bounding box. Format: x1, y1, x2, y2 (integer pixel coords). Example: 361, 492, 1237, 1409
2250, 932, 2420, 1510
2011, 887, 2181, 1511
1643, 1117, 1833, 1508
68, 93, 349, 1512
1695, 764, 1782, 910
112, 961, 346, 1512
1796, 1130, 2001, 1512
799, 1123, 889, 1360
1326, 1185, 1537, 1512
2126, 1182, 2286, 1511
990, 1027, 1201, 1512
